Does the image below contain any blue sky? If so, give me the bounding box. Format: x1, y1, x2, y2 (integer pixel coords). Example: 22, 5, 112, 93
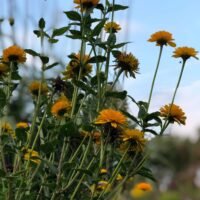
1, 0, 200, 139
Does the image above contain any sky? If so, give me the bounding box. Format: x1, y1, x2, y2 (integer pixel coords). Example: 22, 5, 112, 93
1, 0, 200, 139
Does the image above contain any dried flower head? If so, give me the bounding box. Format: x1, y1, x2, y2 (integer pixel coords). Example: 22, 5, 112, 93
3, 45, 26, 63
28, 81, 48, 96
95, 109, 127, 128
172, 46, 198, 61
148, 31, 176, 47
63, 53, 92, 80
104, 22, 121, 33
115, 52, 139, 78
160, 104, 186, 125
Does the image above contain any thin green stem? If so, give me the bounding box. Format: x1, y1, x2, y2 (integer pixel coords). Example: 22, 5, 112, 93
171, 60, 186, 106
147, 45, 163, 111
97, 145, 129, 200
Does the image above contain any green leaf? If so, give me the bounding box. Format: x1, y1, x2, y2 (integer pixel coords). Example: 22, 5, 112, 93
95, 4, 105, 12
107, 33, 116, 46
69, 29, 82, 37
92, 19, 107, 36
45, 62, 59, 71
137, 167, 157, 182
64, 11, 81, 21
121, 110, 139, 125
113, 42, 130, 49
25, 49, 39, 57
48, 38, 59, 43
52, 26, 69, 37
15, 128, 27, 143
0, 169, 6, 177
39, 56, 49, 64
112, 50, 121, 58
59, 121, 79, 137
87, 55, 106, 63
107, 4, 129, 12
33, 30, 42, 37
105, 90, 127, 100
39, 18, 45, 29
73, 80, 96, 95
91, 72, 106, 86
0, 89, 6, 110
138, 101, 148, 119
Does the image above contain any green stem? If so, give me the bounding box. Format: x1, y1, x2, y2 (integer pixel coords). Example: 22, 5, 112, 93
147, 45, 163, 111
70, 156, 95, 200
170, 60, 186, 106
97, 145, 129, 199
160, 60, 186, 135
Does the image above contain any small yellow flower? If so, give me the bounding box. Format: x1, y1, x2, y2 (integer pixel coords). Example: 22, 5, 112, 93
16, 122, 29, 129
23, 149, 40, 164
96, 180, 110, 192
100, 168, 108, 175
130, 182, 153, 198
95, 109, 127, 128
2, 45, 26, 63
116, 174, 123, 181
160, 104, 186, 125
63, 53, 92, 80
172, 46, 198, 61
51, 95, 71, 118
148, 31, 176, 47
74, 0, 99, 11
28, 81, 48, 96
104, 22, 121, 33
1, 122, 15, 138
121, 129, 146, 152
0, 63, 9, 76
115, 52, 139, 78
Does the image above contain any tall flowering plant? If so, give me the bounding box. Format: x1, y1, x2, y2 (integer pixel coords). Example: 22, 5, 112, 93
0, 0, 198, 199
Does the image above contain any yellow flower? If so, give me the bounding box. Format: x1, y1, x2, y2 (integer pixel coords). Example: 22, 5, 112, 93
2, 45, 26, 63
63, 53, 92, 80
51, 95, 71, 118
0, 63, 9, 76
95, 109, 127, 128
74, 0, 99, 11
121, 129, 146, 152
130, 182, 153, 198
16, 122, 29, 129
28, 81, 48, 96
23, 149, 40, 164
116, 174, 123, 181
100, 168, 108, 175
172, 46, 198, 61
1, 122, 15, 138
104, 22, 121, 33
115, 52, 139, 78
96, 180, 110, 192
160, 104, 186, 125
148, 31, 176, 47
